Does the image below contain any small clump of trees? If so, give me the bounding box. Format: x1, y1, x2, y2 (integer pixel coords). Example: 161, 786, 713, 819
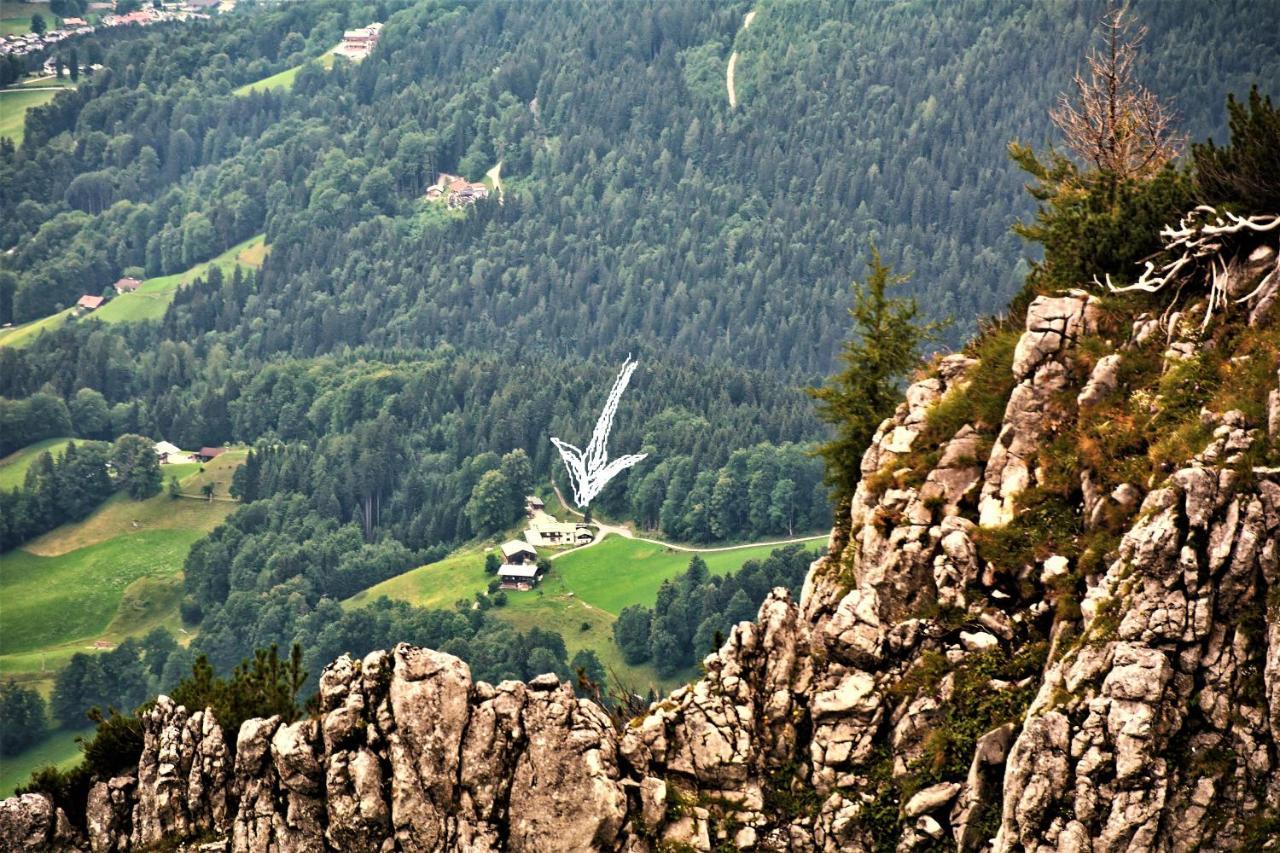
0, 680, 47, 758
612, 545, 818, 678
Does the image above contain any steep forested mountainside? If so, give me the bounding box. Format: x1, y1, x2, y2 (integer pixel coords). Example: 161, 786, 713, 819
1, 0, 1278, 364
4, 108, 1278, 853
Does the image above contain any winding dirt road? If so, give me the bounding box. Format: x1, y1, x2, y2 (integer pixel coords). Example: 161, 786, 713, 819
547, 482, 826, 562
726, 9, 756, 108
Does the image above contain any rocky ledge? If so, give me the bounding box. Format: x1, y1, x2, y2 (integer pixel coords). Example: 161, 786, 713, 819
3, 249, 1279, 852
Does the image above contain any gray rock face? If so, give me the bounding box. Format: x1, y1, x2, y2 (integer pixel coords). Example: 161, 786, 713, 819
0, 794, 58, 850
131, 698, 229, 848
87, 777, 135, 852
3, 275, 1278, 853
980, 293, 1099, 526
996, 460, 1280, 853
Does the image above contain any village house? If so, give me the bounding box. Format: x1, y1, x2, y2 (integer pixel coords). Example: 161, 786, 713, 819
426, 173, 490, 208
196, 446, 225, 462
497, 539, 542, 589
154, 441, 183, 463
335, 22, 382, 61
76, 294, 104, 311
114, 277, 142, 293
525, 494, 545, 515
500, 540, 537, 565
524, 520, 594, 548
498, 563, 539, 589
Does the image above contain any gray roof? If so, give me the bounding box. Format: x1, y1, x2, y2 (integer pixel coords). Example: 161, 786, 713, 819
500, 540, 537, 558
498, 563, 538, 579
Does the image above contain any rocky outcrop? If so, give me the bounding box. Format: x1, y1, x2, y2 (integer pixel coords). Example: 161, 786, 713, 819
131, 698, 230, 847
999, 465, 1280, 851
980, 292, 1101, 527
4, 269, 1279, 852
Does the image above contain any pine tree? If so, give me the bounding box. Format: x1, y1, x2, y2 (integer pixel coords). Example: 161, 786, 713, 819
808, 246, 943, 524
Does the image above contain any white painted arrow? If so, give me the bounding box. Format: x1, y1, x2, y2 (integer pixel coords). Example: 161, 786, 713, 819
551, 357, 648, 507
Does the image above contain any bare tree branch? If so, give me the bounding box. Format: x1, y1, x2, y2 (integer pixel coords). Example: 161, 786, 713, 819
1051, 5, 1182, 179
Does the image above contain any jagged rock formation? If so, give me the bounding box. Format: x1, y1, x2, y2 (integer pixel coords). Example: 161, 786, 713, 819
3, 254, 1277, 850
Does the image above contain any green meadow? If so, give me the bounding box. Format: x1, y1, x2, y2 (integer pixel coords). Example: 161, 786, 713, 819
233, 48, 338, 95
0, 437, 75, 489
0, 308, 73, 349
348, 534, 823, 690
95, 235, 268, 323
0, 727, 92, 798
0, 452, 244, 691
0, 86, 61, 144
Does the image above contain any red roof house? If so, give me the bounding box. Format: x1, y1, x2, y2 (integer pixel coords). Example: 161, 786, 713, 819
196, 446, 226, 461
77, 294, 104, 310
114, 277, 142, 293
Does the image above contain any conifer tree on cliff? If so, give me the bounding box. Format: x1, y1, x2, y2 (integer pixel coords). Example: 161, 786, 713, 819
1009, 4, 1191, 295
809, 246, 941, 527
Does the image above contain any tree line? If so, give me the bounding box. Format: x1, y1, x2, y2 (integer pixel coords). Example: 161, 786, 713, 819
0, 434, 160, 551
613, 544, 816, 678
2, 335, 828, 552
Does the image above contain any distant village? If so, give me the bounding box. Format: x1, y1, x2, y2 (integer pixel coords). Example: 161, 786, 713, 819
494, 495, 595, 590
1, 2, 229, 60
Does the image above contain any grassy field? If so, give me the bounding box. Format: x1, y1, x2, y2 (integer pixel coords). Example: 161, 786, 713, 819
553, 537, 801, 614
233, 48, 338, 95
0, 437, 75, 490
22, 476, 235, 558
349, 534, 821, 691
0, 307, 73, 349
0, 86, 62, 144
172, 450, 246, 500
16, 75, 75, 89
0, 0, 51, 35
95, 235, 268, 323
347, 547, 491, 611
1, 529, 207, 656
0, 452, 243, 693
0, 727, 92, 798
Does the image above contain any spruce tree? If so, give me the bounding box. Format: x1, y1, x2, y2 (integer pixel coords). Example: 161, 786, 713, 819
809, 246, 942, 524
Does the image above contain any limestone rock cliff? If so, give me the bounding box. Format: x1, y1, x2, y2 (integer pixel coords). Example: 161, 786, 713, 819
2, 248, 1277, 851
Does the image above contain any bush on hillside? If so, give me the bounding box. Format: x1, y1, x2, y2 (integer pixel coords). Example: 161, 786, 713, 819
1193, 86, 1280, 214
0, 680, 47, 757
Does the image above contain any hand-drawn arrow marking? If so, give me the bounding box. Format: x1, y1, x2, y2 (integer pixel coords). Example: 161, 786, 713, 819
551, 357, 648, 507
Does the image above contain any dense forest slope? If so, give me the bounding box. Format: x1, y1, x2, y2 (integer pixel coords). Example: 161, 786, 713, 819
2, 0, 1279, 362
4, 161, 1278, 852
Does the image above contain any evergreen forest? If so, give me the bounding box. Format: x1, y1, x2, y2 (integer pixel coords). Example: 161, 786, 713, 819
1, 0, 1277, 794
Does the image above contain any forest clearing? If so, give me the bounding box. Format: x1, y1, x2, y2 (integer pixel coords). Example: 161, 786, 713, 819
725, 8, 755, 108
0, 451, 243, 687
93, 235, 267, 323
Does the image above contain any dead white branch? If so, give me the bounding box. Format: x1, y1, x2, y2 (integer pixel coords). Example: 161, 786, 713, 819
1097, 205, 1280, 330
